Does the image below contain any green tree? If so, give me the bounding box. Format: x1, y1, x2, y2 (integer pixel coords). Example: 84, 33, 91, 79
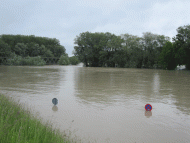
74, 32, 101, 67
0, 34, 67, 65
46, 45, 66, 58
69, 56, 80, 65
0, 35, 15, 51
27, 42, 40, 57
14, 43, 28, 57
74, 32, 124, 67
106, 35, 124, 67
0, 34, 66, 57
42, 49, 54, 58
112, 50, 127, 67
121, 34, 143, 68
0, 40, 11, 57
58, 54, 70, 65
159, 41, 177, 70
142, 32, 158, 68
98, 32, 114, 67
173, 25, 190, 69
141, 32, 170, 68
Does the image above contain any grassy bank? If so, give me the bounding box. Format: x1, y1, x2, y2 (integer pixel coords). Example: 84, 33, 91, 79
0, 94, 72, 143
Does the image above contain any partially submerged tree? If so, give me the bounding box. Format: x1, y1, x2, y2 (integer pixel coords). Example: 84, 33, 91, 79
159, 41, 177, 70
172, 25, 190, 69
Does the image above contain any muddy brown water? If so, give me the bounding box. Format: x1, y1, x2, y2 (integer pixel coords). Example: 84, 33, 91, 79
0, 65, 190, 143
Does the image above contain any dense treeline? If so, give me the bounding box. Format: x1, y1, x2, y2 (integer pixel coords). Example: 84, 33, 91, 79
159, 25, 190, 70
0, 35, 79, 65
0, 35, 65, 58
73, 25, 190, 70
1, 24, 189, 69
73, 32, 170, 68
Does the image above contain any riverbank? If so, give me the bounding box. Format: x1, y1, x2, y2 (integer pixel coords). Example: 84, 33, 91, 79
0, 94, 73, 143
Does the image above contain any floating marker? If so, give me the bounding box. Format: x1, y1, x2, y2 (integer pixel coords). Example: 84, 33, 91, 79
52, 98, 58, 105
145, 104, 152, 111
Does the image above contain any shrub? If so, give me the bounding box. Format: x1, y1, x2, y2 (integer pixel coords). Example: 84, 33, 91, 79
58, 55, 70, 65
5, 53, 46, 66
69, 56, 80, 65
6, 53, 22, 65
22, 56, 46, 66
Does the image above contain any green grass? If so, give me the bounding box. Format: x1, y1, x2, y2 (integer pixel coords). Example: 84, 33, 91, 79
0, 94, 75, 143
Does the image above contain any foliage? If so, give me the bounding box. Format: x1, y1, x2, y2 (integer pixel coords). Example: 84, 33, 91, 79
69, 56, 80, 65
141, 32, 170, 68
172, 25, 190, 69
46, 45, 66, 58
122, 34, 143, 68
26, 42, 41, 57
74, 32, 124, 67
42, 49, 54, 58
159, 41, 177, 70
5, 53, 22, 66
1, 25, 190, 70
0, 34, 66, 65
22, 56, 46, 66
0, 39, 11, 57
58, 54, 70, 65
73, 31, 170, 68
14, 43, 28, 57
0, 35, 60, 49
5, 53, 46, 66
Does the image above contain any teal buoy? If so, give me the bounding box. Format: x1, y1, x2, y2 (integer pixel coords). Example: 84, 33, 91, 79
52, 98, 58, 105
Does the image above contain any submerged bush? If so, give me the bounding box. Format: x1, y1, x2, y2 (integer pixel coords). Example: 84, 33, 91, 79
69, 56, 80, 65
5, 53, 46, 66
58, 55, 70, 65
22, 56, 46, 66
5, 53, 22, 65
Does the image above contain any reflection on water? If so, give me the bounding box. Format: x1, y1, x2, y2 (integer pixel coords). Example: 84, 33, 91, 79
153, 73, 160, 95
0, 66, 190, 143
145, 111, 152, 118
52, 105, 58, 112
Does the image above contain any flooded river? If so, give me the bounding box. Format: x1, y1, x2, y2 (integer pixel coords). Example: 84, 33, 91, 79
0, 65, 190, 143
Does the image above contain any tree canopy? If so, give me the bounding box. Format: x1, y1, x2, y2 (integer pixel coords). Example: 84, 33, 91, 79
0, 34, 67, 65
1, 24, 190, 69
74, 31, 170, 68
73, 25, 190, 70
172, 25, 190, 69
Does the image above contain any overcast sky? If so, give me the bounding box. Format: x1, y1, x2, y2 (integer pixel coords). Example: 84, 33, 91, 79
1, 0, 190, 56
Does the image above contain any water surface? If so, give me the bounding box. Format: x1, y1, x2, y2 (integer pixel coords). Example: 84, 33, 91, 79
0, 65, 190, 143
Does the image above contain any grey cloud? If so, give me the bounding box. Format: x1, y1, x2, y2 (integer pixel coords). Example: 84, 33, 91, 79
1, 0, 190, 56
